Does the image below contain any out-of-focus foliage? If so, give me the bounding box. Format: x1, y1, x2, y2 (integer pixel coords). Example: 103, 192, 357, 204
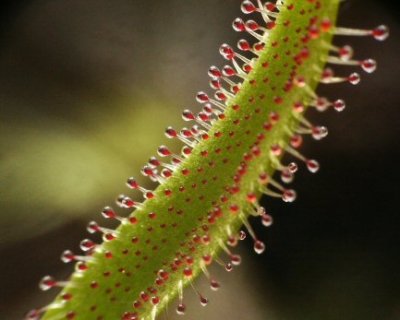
0, 98, 179, 243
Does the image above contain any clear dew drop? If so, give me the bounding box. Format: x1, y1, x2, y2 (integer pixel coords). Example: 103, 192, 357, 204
348, 72, 361, 85
182, 109, 195, 121
223, 65, 236, 77
210, 279, 220, 291
372, 25, 389, 41
126, 177, 140, 189
227, 236, 238, 247
157, 145, 171, 157
312, 126, 329, 140
361, 59, 377, 73
333, 99, 346, 112
200, 296, 209, 307
339, 45, 354, 61
239, 230, 247, 240
165, 127, 177, 139
315, 97, 330, 112
254, 240, 266, 254
208, 65, 222, 78
246, 20, 260, 31
61, 250, 75, 263
238, 39, 251, 51
87, 221, 100, 234
225, 262, 233, 272
231, 254, 242, 266
306, 159, 320, 173
281, 169, 294, 184
241, 0, 257, 14
80, 239, 96, 252
219, 44, 235, 60
210, 79, 222, 90
232, 17, 246, 32
288, 162, 298, 173
101, 206, 116, 219
282, 189, 297, 203
176, 303, 186, 315
261, 214, 274, 227
196, 91, 210, 103
39, 275, 56, 291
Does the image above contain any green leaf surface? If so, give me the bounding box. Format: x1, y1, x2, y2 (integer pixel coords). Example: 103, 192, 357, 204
41, 1, 340, 319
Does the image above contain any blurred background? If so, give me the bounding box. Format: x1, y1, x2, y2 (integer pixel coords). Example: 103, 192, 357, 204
0, 0, 399, 319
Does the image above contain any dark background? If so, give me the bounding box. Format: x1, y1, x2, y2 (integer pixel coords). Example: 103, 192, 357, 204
0, 1, 399, 319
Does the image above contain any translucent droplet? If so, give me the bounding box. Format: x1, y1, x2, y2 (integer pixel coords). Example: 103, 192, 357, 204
227, 236, 238, 247
80, 239, 96, 252
182, 109, 195, 121
264, 2, 277, 12
238, 39, 251, 51
239, 230, 247, 240
215, 90, 227, 101
203, 103, 214, 114
196, 91, 210, 103
282, 189, 297, 203
288, 162, 298, 173
117, 195, 136, 209
315, 97, 330, 112
61, 250, 75, 263
231, 254, 242, 266
348, 72, 361, 85
306, 159, 320, 173
141, 165, 156, 177
232, 18, 245, 32
261, 214, 273, 227
245, 20, 259, 31
196, 113, 208, 124
208, 65, 222, 79
148, 157, 161, 167
210, 79, 221, 90
176, 303, 186, 315
372, 25, 389, 41
312, 126, 329, 140
219, 44, 235, 60
180, 128, 193, 138
225, 263, 233, 272
210, 279, 220, 291
339, 45, 353, 61
361, 59, 377, 73
281, 169, 294, 184
165, 127, 177, 139
157, 145, 171, 157
39, 275, 56, 291
200, 296, 209, 306
101, 206, 116, 219
333, 99, 346, 112
254, 240, 266, 254
241, 1, 257, 14
87, 221, 100, 234
222, 65, 236, 77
